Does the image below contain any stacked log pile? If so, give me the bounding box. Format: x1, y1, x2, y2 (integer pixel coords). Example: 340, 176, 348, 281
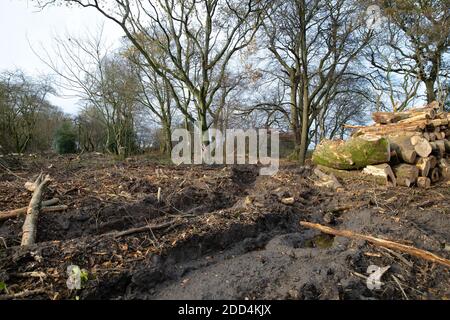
313, 102, 449, 188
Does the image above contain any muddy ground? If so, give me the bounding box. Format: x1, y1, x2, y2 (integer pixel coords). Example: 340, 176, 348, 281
0, 153, 449, 300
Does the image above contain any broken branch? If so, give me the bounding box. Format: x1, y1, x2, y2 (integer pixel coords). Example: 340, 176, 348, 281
300, 221, 450, 268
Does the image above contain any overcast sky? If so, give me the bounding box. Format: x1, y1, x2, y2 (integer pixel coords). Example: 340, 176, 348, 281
0, 0, 123, 114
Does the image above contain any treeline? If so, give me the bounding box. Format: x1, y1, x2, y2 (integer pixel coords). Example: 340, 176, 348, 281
4, 0, 449, 162
0, 68, 155, 156
0, 71, 66, 154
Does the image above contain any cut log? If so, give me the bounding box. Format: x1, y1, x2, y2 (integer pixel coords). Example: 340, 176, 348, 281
315, 165, 392, 187
299, 221, 450, 268
362, 164, 396, 187
389, 150, 400, 166
387, 135, 417, 164
312, 134, 390, 170
0, 198, 61, 222
398, 112, 434, 124
350, 123, 426, 135
417, 177, 431, 189
21, 174, 52, 246
413, 136, 433, 157
371, 109, 435, 125
410, 135, 423, 146
429, 168, 440, 183
428, 155, 438, 168
416, 157, 431, 177
372, 112, 409, 124
430, 141, 445, 158
313, 168, 344, 191
435, 140, 446, 155
428, 132, 437, 141
392, 164, 419, 187
438, 159, 450, 180
430, 119, 449, 126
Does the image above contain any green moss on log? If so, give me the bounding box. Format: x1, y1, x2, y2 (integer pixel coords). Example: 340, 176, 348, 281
312, 135, 390, 170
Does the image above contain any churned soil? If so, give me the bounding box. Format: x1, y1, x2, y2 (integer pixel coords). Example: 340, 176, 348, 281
0, 154, 449, 300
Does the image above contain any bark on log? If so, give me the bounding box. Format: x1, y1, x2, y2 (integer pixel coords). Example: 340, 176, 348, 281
417, 177, 431, 189
430, 140, 446, 157
428, 155, 438, 168
312, 134, 390, 170
392, 164, 419, 187
439, 159, 450, 180
299, 221, 450, 268
436, 140, 446, 152
371, 109, 435, 125
372, 112, 409, 124
362, 164, 396, 187
429, 168, 440, 183
387, 135, 417, 164
389, 150, 400, 166
398, 112, 434, 124
21, 174, 52, 246
350, 123, 425, 135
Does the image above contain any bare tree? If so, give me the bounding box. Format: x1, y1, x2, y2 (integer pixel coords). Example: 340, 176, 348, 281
263, 0, 373, 163
0, 71, 57, 153
34, 30, 140, 157
37, 0, 269, 146
369, 0, 450, 105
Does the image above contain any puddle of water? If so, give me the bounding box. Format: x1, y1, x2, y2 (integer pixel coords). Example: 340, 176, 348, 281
305, 234, 335, 249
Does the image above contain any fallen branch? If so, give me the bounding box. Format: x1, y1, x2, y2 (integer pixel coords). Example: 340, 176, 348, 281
108, 220, 182, 238
21, 174, 52, 246
40, 205, 68, 213
0, 289, 46, 300
299, 221, 450, 268
0, 198, 60, 221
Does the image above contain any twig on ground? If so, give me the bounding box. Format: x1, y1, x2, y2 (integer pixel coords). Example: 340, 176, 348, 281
0, 289, 46, 300
300, 221, 450, 268
392, 275, 409, 300
108, 220, 182, 238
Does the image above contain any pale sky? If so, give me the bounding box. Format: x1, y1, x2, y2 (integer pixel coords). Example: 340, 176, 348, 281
0, 0, 123, 114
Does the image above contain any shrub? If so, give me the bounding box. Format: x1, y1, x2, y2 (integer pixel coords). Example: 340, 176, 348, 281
54, 122, 77, 154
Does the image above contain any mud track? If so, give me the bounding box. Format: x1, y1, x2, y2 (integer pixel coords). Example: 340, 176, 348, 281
0, 154, 449, 299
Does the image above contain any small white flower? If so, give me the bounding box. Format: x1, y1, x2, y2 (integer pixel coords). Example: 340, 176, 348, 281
66, 265, 82, 290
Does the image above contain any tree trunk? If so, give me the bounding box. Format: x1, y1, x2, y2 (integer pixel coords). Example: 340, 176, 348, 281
312, 134, 391, 170
289, 73, 301, 158
162, 117, 172, 157
298, 83, 310, 165
425, 79, 436, 104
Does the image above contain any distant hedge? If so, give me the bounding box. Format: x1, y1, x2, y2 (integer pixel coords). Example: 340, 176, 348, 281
54, 122, 77, 154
